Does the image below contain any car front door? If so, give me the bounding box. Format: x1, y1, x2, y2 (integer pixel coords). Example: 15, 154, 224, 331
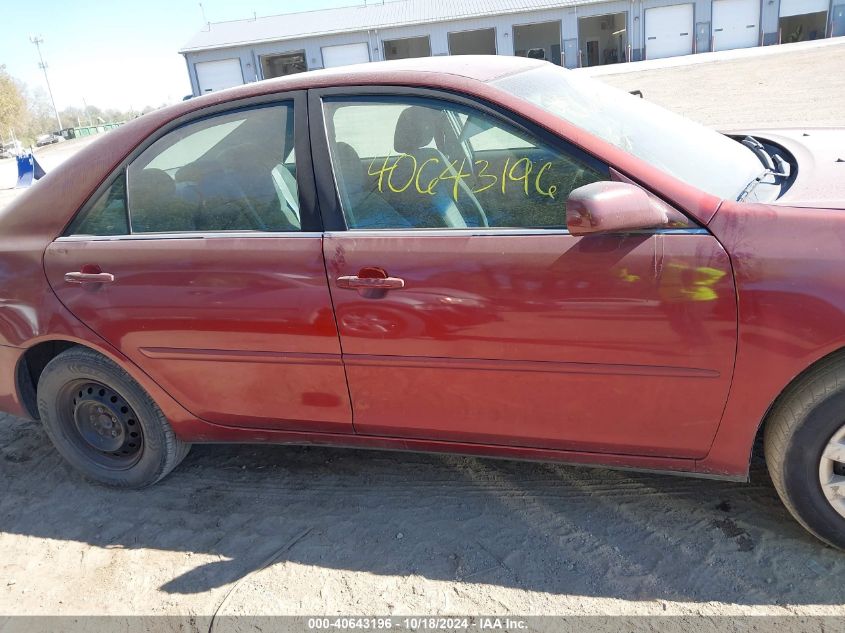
44, 94, 352, 432
311, 88, 737, 459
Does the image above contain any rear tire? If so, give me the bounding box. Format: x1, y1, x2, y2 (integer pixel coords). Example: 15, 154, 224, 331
765, 354, 845, 549
37, 347, 190, 488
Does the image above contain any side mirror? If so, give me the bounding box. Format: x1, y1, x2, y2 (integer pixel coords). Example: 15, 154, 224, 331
566, 182, 669, 236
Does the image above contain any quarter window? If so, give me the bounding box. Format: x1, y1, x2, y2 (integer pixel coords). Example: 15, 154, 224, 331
66, 173, 129, 236
127, 104, 301, 233
323, 97, 606, 230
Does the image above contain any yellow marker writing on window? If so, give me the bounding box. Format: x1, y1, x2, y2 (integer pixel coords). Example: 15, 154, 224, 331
364, 153, 558, 201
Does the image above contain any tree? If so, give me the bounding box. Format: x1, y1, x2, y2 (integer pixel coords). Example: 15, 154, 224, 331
21, 86, 55, 139
1, 64, 164, 144
0, 65, 27, 140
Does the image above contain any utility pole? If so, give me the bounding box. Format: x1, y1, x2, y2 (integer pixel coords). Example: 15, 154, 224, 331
29, 35, 63, 132
82, 96, 93, 126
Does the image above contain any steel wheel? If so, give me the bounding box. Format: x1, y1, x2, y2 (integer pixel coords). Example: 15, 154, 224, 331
764, 350, 845, 549
38, 347, 190, 487
59, 380, 144, 469
819, 423, 845, 519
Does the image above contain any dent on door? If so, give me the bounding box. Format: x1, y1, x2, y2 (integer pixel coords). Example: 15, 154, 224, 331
325, 230, 737, 458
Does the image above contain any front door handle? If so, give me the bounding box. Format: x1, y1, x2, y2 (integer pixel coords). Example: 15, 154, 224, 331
65, 271, 115, 284
336, 275, 405, 290
337, 267, 405, 297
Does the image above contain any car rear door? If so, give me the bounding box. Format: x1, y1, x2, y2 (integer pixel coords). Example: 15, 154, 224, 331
310, 87, 738, 459
44, 93, 352, 432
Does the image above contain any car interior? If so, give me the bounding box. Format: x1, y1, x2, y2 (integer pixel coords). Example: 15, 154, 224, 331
127, 105, 301, 233
71, 99, 604, 237
324, 99, 604, 230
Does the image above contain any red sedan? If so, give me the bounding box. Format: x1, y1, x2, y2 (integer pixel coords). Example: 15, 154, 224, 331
2, 56, 844, 548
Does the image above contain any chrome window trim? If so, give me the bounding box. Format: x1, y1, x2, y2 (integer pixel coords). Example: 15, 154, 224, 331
324, 227, 708, 238
56, 227, 706, 242
55, 231, 322, 242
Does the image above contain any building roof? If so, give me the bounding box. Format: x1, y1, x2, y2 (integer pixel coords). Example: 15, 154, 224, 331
180, 0, 589, 53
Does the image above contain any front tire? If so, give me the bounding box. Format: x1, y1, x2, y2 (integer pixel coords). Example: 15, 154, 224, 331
37, 347, 190, 488
765, 354, 845, 549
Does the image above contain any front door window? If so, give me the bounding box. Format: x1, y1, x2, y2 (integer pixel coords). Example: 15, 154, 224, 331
321, 96, 605, 230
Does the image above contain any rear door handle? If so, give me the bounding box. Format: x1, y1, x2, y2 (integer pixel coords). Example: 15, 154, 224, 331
65, 271, 115, 284
337, 275, 404, 290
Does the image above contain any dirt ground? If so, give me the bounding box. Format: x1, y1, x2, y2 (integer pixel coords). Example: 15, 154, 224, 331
2, 42, 845, 621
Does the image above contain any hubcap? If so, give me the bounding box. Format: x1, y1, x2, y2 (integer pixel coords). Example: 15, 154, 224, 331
818, 424, 845, 519
64, 381, 143, 468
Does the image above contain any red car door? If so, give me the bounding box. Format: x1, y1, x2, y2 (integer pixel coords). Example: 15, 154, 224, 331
310, 89, 737, 458
44, 95, 352, 432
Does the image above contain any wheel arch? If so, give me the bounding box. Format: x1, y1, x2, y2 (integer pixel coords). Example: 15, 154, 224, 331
753, 346, 845, 467
17, 339, 79, 419
14, 335, 199, 440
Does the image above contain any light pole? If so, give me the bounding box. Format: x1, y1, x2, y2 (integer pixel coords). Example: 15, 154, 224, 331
81, 96, 93, 126
29, 35, 63, 132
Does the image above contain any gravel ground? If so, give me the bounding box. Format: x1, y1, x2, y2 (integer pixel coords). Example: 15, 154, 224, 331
1, 42, 845, 621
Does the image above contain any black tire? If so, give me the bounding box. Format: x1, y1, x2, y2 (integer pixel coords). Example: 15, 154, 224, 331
37, 346, 190, 488
765, 353, 845, 549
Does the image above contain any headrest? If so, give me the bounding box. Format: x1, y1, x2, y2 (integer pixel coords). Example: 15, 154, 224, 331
131, 168, 175, 209
129, 168, 189, 232
174, 159, 220, 183
393, 106, 441, 155
217, 142, 279, 172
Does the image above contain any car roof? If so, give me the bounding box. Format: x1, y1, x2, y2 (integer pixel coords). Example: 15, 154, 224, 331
292, 55, 545, 84
171, 56, 547, 122
176, 55, 547, 125
196, 55, 546, 102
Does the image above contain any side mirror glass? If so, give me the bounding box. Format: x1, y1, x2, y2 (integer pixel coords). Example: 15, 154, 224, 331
566, 182, 669, 236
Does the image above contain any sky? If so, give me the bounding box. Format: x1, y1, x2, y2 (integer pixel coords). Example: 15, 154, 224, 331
2, 0, 355, 112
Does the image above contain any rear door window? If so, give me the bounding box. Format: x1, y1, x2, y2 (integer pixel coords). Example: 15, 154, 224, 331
127, 104, 301, 233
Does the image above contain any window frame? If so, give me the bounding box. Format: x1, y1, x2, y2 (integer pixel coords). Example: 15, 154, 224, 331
60, 90, 322, 240
308, 85, 611, 233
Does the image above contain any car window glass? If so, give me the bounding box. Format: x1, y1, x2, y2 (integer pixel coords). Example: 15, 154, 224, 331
127, 104, 301, 233
331, 103, 436, 159
145, 120, 243, 171
65, 173, 129, 236
493, 65, 762, 200
323, 97, 606, 230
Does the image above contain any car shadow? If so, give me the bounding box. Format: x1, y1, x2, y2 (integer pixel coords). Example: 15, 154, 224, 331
1, 413, 843, 605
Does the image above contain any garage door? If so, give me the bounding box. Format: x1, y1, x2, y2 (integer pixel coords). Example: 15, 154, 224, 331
322, 43, 370, 68
712, 0, 760, 50
645, 4, 695, 59
780, 0, 828, 15
195, 59, 244, 94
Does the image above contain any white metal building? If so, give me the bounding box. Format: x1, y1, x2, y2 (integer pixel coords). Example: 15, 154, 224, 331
179, 0, 844, 96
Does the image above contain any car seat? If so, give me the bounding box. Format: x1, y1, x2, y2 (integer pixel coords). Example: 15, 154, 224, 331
390, 105, 487, 228
333, 141, 410, 229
